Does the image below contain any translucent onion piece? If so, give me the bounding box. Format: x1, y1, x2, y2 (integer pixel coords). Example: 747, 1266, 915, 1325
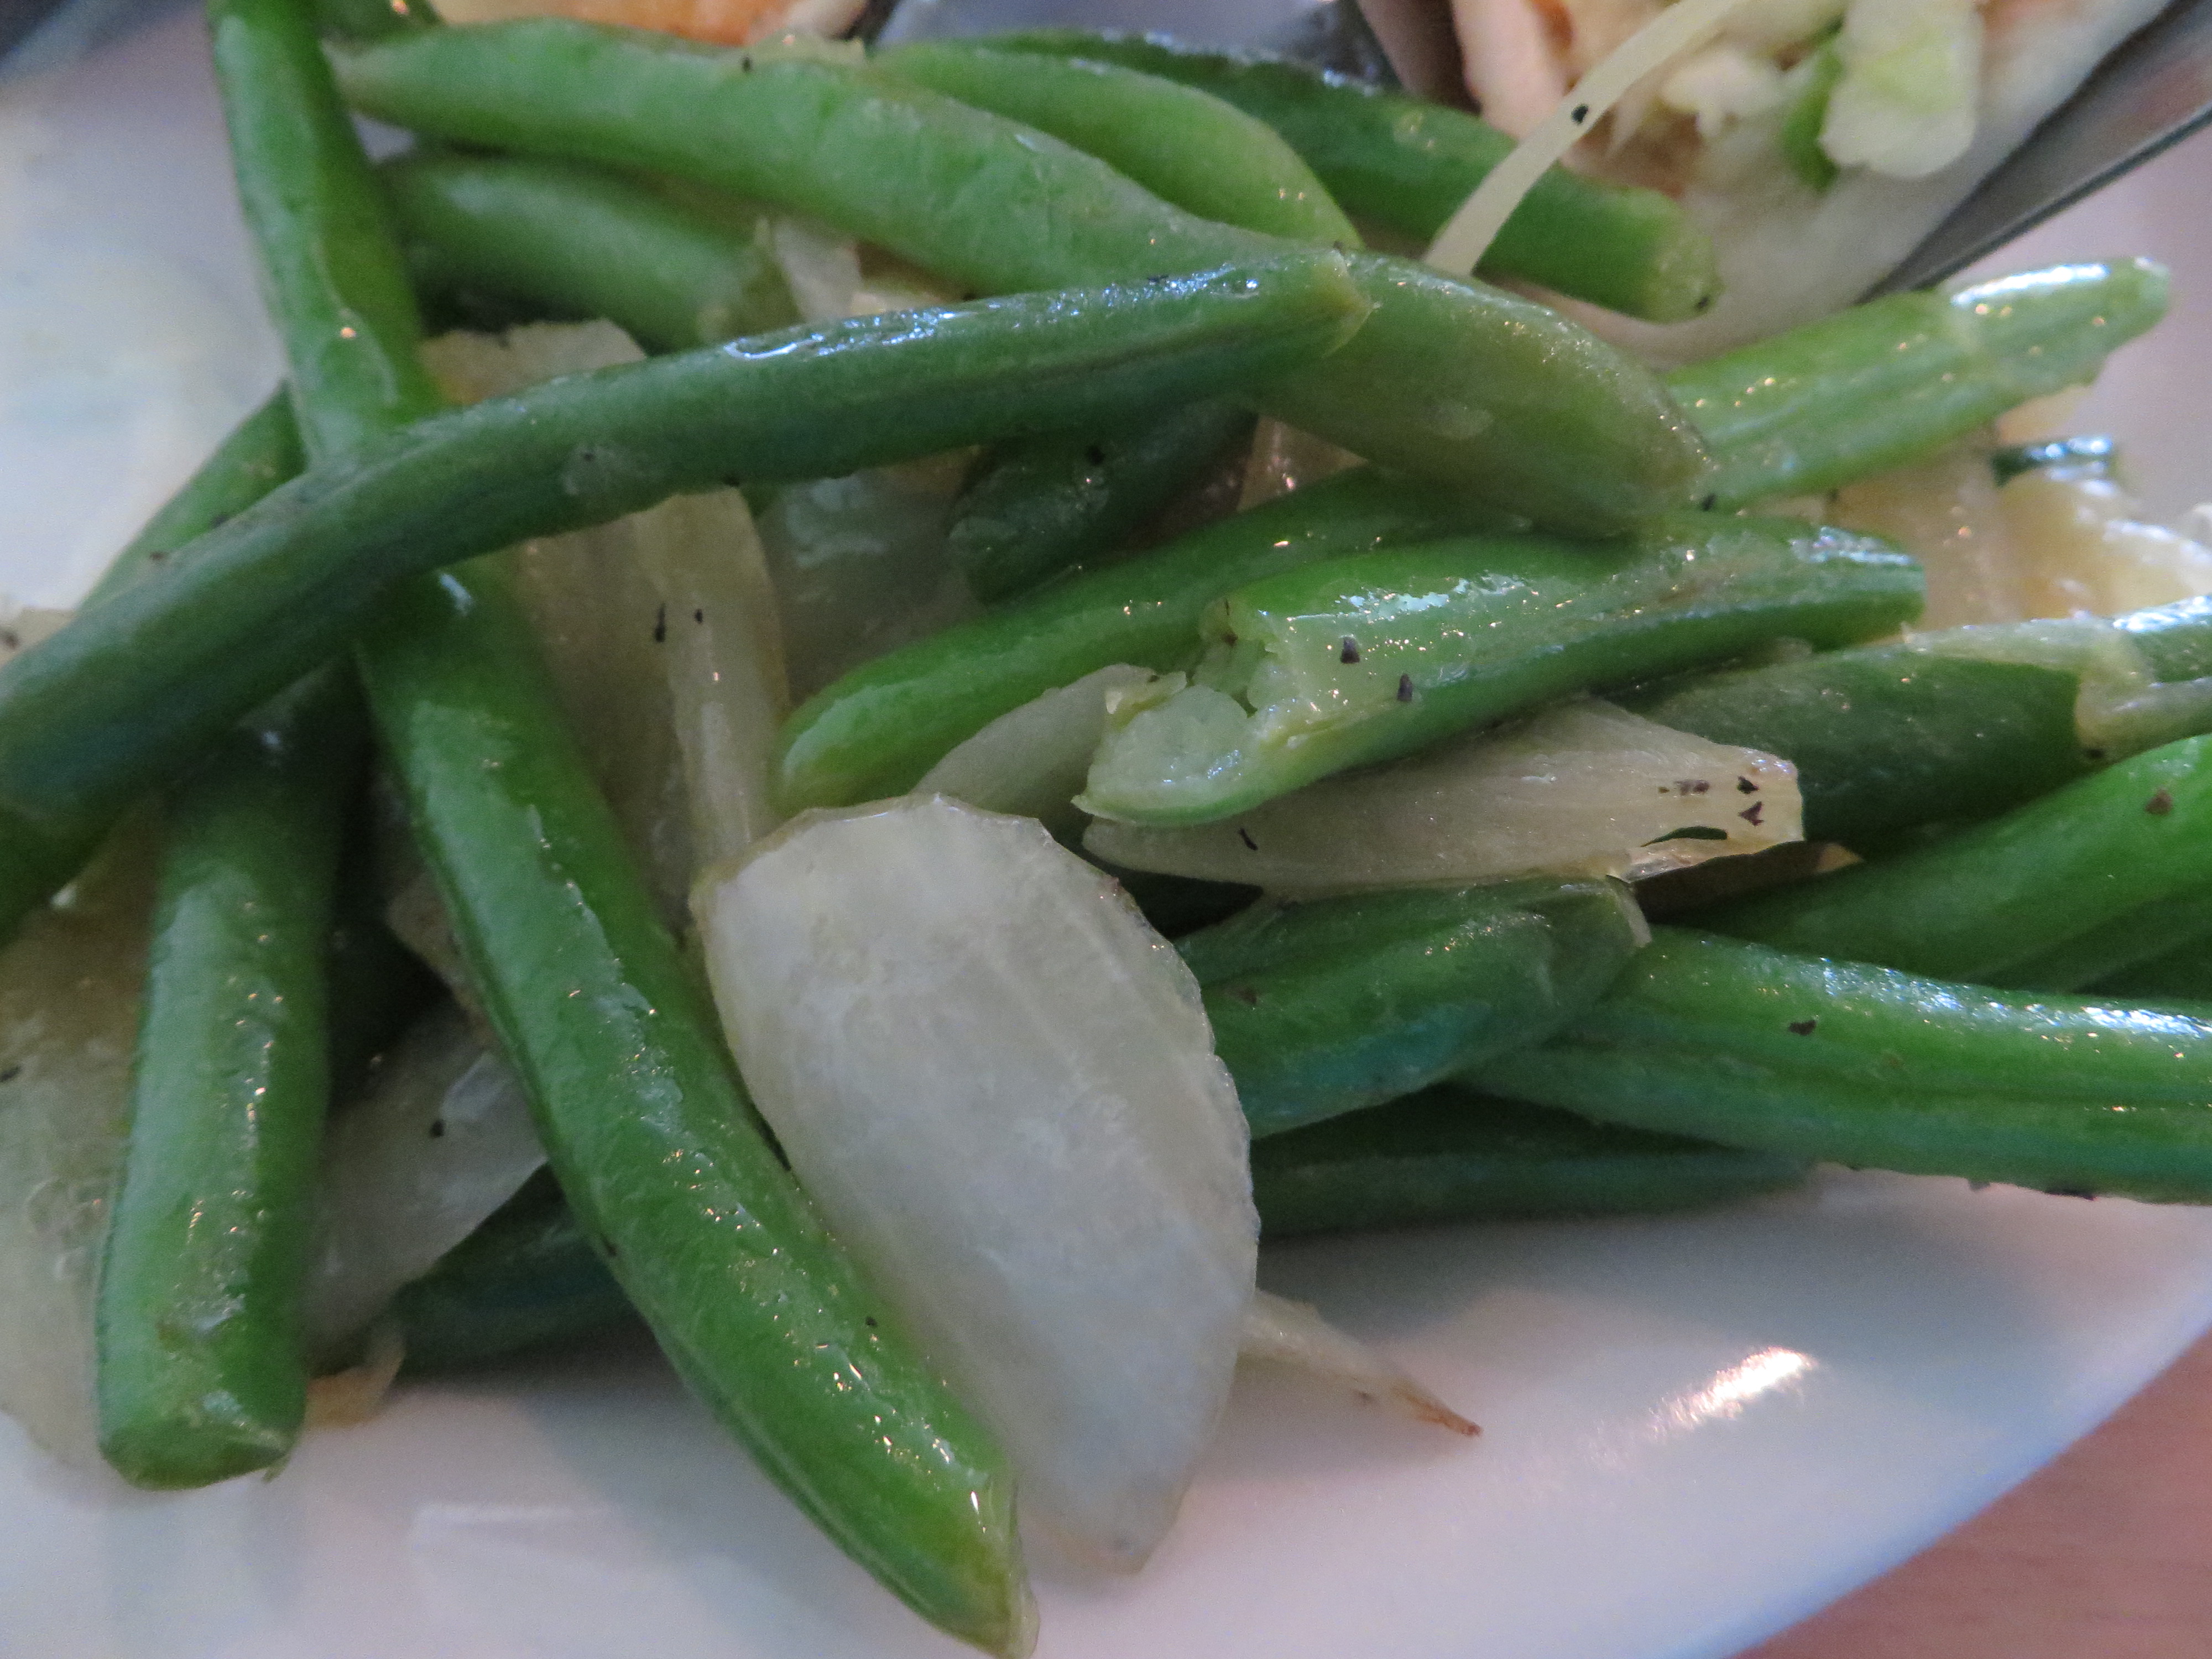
631, 489, 790, 865
1239, 1291, 1478, 1437
1235, 419, 1363, 512
757, 457, 979, 699
303, 1318, 405, 1428
0, 819, 157, 1468
697, 796, 1256, 1571
425, 321, 785, 894
916, 664, 1154, 841
304, 1003, 546, 1361
1086, 699, 1801, 891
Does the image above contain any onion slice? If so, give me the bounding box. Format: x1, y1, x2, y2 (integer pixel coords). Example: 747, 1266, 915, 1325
1239, 1291, 1478, 1437
696, 795, 1257, 1571
1085, 699, 1801, 892
304, 1003, 546, 1362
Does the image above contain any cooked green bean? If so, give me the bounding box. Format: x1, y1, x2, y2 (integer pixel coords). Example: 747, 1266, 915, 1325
776, 465, 1509, 813
1080, 519, 1922, 826
1702, 737, 2212, 987
0, 252, 1368, 855
983, 28, 1721, 324
1477, 928, 2212, 1201
95, 671, 361, 1487
363, 561, 1031, 1648
0, 391, 306, 945
1251, 1084, 1810, 1238
949, 401, 1258, 603
2090, 937, 2212, 1004
1630, 595, 2212, 847
386, 151, 800, 352
2001, 886, 2212, 995
874, 42, 1344, 611
1179, 879, 1644, 1139
394, 1175, 637, 1373
1625, 646, 2092, 846
180, 0, 1037, 1642
82, 390, 304, 611
331, 18, 1713, 533
875, 43, 1359, 247
96, 0, 422, 1489
1668, 260, 2169, 510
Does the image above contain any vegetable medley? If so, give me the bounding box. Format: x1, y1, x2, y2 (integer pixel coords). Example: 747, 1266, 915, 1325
2, 0, 2209, 1653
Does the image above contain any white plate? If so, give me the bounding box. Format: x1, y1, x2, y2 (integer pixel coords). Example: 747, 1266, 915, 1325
4, 10, 2212, 1659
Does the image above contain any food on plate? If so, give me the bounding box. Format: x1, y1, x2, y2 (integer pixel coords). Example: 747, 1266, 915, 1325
3, 0, 2210, 1652
1441, 0, 2179, 358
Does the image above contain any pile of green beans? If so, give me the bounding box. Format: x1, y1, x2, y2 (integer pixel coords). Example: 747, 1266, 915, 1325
19, 3, 2211, 1651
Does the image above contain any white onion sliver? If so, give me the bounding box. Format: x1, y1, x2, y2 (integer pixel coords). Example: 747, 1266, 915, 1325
697, 796, 1257, 1572
1426, 0, 1760, 275
1086, 700, 1801, 891
630, 489, 791, 865
0, 825, 154, 1469
916, 665, 1155, 839
1239, 1291, 1478, 1437
305, 1003, 546, 1360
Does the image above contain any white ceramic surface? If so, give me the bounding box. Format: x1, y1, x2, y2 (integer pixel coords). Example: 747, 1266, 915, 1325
4, 10, 2212, 1659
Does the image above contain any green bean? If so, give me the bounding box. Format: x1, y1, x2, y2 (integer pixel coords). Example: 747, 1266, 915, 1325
1080, 518, 1922, 827
385, 151, 800, 352
394, 1174, 637, 1374
95, 671, 361, 1488
0, 392, 306, 946
82, 390, 304, 611
775, 465, 1510, 813
331, 19, 1713, 533
948, 401, 1258, 603
1630, 594, 2212, 847
875, 43, 1359, 247
2000, 886, 2212, 995
1700, 737, 2212, 987
1624, 645, 2091, 846
2091, 938, 2212, 1004
95, 0, 415, 1489
1667, 260, 2169, 510
200, 0, 1036, 1641
0, 252, 1368, 853
1178, 879, 1644, 1139
1476, 928, 2212, 1201
1251, 1084, 1810, 1238
983, 29, 1721, 324
1776, 32, 1843, 192
362, 561, 1031, 1648
872, 43, 1347, 608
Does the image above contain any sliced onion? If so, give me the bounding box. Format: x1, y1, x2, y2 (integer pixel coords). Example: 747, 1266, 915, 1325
916, 664, 1155, 840
424, 321, 787, 888
1239, 1291, 1478, 1437
696, 796, 1256, 1571
755, 458, 978, 698
305, 1003, 546, 1362
0, 820, 156, 1469
1086, 699, 1801, 892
